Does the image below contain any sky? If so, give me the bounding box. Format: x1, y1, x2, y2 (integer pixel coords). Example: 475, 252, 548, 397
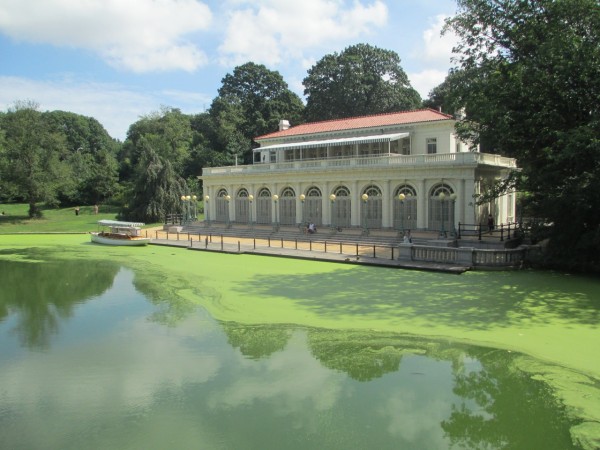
0, 0, 460, 141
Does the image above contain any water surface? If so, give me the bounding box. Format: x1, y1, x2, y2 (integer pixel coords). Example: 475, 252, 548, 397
0, 253, 589, 449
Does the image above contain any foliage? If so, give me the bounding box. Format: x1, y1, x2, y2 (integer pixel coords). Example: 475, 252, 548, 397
0, 101, 71, 217
122, 140, 188, 223
423, 69, 466, 118
445, 0, 600, 271
120, 107, 194, 182
209, 62, 305, 163
44, 110, 121, 205
303, 43, 422, 122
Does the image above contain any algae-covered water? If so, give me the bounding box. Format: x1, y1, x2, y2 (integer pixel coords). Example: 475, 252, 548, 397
0, 235, 599, 449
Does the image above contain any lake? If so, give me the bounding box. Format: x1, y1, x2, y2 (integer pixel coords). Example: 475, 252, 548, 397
0, 235, 598, 449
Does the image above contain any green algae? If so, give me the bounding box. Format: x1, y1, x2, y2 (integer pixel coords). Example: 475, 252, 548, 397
1, 234, 599, 448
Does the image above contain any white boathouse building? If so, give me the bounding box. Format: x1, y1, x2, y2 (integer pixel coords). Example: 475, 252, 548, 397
199, 109, 517, 235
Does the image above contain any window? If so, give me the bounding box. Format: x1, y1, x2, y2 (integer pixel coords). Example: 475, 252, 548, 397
427, 138, 437, 154
401, 138, 410, 155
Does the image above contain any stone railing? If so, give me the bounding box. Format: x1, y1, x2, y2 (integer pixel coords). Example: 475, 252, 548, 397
202, 152, 517, 176
399, 244, 528, 267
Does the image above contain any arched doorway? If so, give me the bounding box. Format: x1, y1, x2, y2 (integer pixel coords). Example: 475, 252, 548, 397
305, 186, 322, 227
361, 185, 382, 230
279, 187, 296, 225
331, 186, 351, 228
428, 184, 456, 235
256, 188, 272, 225
216, 188, 230, 223
393, 184, 417, 231
235, 188, 250, 224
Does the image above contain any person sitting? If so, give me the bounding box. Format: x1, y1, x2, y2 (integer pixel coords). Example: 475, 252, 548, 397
308, 222, 316, 234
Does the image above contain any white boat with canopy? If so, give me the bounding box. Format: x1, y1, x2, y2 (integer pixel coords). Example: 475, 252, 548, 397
91, 220, 151, 246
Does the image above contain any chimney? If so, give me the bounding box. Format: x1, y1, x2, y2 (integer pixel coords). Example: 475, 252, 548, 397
279, 119, 290, 131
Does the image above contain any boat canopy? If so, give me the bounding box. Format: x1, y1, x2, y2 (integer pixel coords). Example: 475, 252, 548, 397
97, 220, 145, 228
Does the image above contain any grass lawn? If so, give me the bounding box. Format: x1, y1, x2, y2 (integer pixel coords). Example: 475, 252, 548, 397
0, 203, 163, 233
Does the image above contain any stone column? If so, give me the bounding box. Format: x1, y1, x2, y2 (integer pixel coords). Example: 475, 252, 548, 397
418, 179, 427, 229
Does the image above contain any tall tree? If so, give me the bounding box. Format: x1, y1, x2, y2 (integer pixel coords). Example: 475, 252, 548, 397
44, 110, 121, 205
303, 43, 421, 122
120, 107, 194, 182
123, 138, 187, 223
209, 62, 305, 163
0, 101, 70, 217
446, 0, 600, 271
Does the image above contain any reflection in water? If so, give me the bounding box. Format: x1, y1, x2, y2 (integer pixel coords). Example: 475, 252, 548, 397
442, 348, 576, 450
0, 252, 119, 348
221, 322, 292, 359
0, 257, 584, 450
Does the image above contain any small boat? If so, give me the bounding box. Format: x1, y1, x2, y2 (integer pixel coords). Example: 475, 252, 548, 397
91, 220, 151, 246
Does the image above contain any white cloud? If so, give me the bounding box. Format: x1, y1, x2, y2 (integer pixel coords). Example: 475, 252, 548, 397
0, 76, 209, 140
0, 0, 212, 72
406, 14, 458, 100
407, 68, 448, 99
421, 15, 458, 65
218, 0, 388, 66
416, 14, 458, 66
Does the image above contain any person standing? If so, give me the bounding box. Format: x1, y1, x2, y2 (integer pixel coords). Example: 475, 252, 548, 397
487, 214, 494, 232
93, 204, 99, 215
75, 206, 80, 216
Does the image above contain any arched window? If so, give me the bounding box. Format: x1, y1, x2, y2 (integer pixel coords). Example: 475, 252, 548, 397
307, 187, 322, 197
237, 188, 249, 198
281, 187, 295, 197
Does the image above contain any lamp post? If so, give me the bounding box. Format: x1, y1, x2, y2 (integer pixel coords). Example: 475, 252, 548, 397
329, 193, 336, 230
449, 193, 457, 236
225, 195, 231, 228
361, 193, 369, 235
272, 194, 279, 230
204, 195, 210, 226
180, 195, 188, 224
439, 192, 446, 237
299, 194, 306, 228
398, 193, 406, 233
248, 194, 254, 228
191, 195, 197, 220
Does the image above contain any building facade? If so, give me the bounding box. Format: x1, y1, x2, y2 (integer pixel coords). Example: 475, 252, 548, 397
199, 109, 517, 234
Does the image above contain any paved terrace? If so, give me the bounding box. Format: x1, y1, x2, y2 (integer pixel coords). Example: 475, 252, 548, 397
147, 223, 507, 274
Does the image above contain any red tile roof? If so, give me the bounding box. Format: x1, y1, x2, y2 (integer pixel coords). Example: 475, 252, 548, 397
256, 108, 454, 141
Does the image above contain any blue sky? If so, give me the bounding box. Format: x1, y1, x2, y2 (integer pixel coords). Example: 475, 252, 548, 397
0, 0, 459, 140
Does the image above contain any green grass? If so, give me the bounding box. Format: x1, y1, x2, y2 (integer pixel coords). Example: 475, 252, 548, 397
0, 203, 162, 233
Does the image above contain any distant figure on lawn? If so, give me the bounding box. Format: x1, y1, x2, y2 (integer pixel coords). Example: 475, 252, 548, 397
75, 207, 80, 216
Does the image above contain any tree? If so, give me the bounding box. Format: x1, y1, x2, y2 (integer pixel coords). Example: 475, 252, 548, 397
122, 138, 187, 223
423, 69, 465, 117
445, 0, 600, 271
303, 43, 421, 122
0, 101, 70, 217
44, 110, 121, 205
209, 62, 304, 163
120, 107, 194, 182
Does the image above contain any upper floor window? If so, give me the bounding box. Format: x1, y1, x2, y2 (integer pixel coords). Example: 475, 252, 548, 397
427, 138, 437, 154
401, 138, 410, 155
